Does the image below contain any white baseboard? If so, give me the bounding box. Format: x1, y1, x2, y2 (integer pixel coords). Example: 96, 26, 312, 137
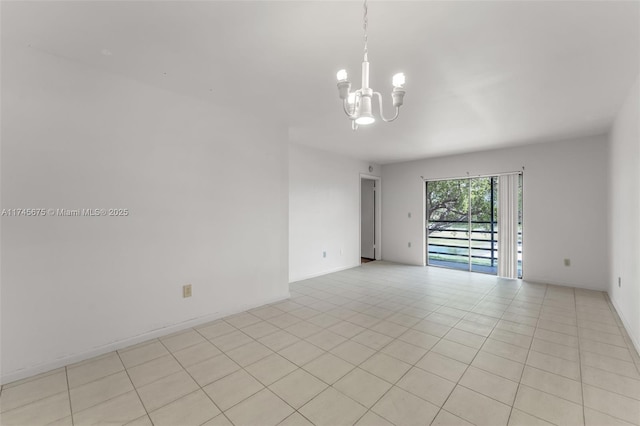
1, 293, 290, 385
608, 294, 640, 358
289, 263, 360, 284
522, 275, 607, 292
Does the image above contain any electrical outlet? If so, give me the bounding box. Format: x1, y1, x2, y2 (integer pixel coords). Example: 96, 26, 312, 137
183, 284, 192, 298
408, 242, 412, 248
618, 277, 621, 288
564, 258, 570, 267
323, 251, 327, 258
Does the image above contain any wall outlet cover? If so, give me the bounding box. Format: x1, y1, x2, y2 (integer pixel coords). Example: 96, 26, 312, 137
183, 284, 192, 298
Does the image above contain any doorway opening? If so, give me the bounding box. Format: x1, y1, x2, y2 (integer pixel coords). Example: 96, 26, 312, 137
361, 175, 381, 264
425, 174, 523, 278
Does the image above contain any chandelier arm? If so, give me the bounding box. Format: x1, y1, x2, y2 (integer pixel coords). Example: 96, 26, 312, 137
342, 99, 356, 118
373, 92, 400, 122
342, 92, 360, 119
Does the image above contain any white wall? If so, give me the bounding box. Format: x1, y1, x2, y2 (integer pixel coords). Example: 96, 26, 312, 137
608, 76, 640, 352
1, 45, 289, 383
289, 144, 380, 282
382, 135, 609, 291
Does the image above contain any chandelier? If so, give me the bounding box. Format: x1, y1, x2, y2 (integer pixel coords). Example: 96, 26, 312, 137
336, 0, 406, 130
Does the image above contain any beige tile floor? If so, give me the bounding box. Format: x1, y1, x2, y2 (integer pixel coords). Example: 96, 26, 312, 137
2, 261, 640, 426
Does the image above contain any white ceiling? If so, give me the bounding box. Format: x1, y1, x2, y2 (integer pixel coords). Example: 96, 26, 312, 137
3, 1, 639, 164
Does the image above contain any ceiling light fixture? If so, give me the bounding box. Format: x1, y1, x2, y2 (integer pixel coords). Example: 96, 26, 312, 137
337, 0, 406, 130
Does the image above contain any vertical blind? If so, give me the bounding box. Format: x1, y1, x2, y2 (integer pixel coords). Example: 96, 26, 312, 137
498, 173, 520, 279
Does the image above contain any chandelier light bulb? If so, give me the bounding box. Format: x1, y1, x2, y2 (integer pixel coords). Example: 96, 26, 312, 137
392, 73, 406, 88
355, 115, 375, 125
337, 69, 349, 82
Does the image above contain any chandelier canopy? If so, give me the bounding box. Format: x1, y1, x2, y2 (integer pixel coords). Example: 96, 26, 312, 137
336, 0, 406, 130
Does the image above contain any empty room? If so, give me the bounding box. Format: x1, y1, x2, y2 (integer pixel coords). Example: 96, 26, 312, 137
1, 1, 639, 425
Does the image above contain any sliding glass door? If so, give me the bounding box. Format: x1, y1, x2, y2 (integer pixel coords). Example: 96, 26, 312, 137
426, 179, 471, 271
426, 175, 522, 277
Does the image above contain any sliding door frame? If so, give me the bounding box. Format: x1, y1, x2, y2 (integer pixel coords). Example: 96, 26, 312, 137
423, 171, 524, 277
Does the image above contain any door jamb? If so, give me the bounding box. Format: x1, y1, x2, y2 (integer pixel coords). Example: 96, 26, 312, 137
360, 174, 382, 261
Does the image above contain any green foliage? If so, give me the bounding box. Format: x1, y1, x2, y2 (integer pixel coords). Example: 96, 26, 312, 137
426, 177, 497, 234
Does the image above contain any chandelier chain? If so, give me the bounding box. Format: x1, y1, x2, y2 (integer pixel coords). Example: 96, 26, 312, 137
363, 0, 368, 61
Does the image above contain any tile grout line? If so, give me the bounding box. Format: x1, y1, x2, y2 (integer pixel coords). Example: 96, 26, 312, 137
7, 263, 640, 426
114, 349, 151, 424
504, 281, 545, 426
282, 275, 455, 425
576, 294, 640, 426
574, 287, 587, 426
65, 366, 75, 426
296, 270, 632, 426
604, 291, 640, 374
300, 313, 406, 426
0, 378, 68, 417
424, 279, 525, 425
188, 309, 384, 425
155, 334, 235, 425
340, 314, 447, 424
261, 319, 383, 425
511, 284, 598, 425
311, 303, 431, 426
63, 369, 145, 420
429, 289, 499, 424
576, 370, 640, 402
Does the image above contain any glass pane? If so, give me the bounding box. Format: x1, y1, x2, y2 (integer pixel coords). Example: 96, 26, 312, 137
518, 174, 523, 278
426, 179, 470, 270
470, 177, 497, 274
